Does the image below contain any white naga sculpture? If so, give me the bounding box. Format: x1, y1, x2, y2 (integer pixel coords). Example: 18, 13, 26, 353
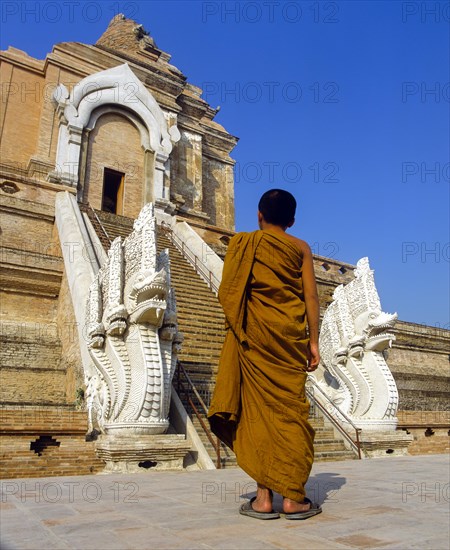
85, 203, 182, 436
312, 257, 399, 432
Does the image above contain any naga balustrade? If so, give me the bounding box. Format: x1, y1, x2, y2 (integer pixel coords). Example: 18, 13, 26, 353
306, 376, 363, 459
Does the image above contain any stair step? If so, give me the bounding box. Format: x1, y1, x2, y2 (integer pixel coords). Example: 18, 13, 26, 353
314, 450, 356, 460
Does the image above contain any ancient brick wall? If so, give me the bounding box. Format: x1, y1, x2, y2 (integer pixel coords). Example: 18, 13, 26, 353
0, 321, 65, 404
0, 408, 103, 479
397, 411, 450, 455
389, 322, 449, 411
202, 157, 235, 229
0, 64, 44, 168
170, 131, 203, 213
0, 193, 71, 407
55, 270, 85, 404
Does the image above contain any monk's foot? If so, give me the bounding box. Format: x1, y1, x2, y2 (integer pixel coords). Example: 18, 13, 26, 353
283, 497, 311, 514
251, 487, 273, 513
251, 496, 273, 513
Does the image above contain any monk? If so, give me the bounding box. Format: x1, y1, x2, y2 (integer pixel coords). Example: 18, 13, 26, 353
208, 189, 321, 520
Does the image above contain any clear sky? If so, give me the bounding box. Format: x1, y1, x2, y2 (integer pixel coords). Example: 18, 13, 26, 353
1, 1, 449, 328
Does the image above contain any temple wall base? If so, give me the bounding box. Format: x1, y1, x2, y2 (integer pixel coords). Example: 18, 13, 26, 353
358, 431, 414, 458
95, 433, 191, 473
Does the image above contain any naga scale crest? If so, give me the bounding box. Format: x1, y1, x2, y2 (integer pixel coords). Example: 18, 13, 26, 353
313, 257, 399, 432
85, 203, 182, 436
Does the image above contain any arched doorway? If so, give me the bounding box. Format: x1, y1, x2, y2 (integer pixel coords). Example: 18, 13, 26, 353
82, 111, 145, 218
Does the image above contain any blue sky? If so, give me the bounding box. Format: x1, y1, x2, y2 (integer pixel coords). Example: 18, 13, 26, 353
1, 1, 449, 328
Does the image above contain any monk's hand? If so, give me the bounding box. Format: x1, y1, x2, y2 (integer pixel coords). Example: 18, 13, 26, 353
306, 342, 320, 372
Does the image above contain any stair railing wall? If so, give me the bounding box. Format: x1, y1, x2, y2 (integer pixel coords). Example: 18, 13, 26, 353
306, 377, 364, 459
175, 361, 222, 468
160, 225, 220, 295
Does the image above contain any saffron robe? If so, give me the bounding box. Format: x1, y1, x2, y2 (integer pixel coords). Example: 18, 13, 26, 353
208, 230, 315, 501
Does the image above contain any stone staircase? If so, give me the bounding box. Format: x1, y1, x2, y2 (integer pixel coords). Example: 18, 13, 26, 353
310, 415, 357, 461
188, 408, 356, 467
89, 209, 357, 465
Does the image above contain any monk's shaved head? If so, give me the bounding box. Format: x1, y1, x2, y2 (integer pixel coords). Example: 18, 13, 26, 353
258, 189, 296, 227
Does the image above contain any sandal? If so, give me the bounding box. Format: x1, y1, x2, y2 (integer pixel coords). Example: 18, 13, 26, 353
239, 497, 280, 520
284, 497, 322, 520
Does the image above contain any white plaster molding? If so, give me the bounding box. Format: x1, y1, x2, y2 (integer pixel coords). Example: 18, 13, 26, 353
54, 191, 100, 377
82, 212, 108, 267
313, 257, 399, 433
85, 203, 183, 436
182, 130, 202, 143
172, 221, 224, 284
51, 63, 180, 187
169, 389, 215, 470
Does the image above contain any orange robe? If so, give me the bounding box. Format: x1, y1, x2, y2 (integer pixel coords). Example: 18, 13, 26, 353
208, 230, 315, 501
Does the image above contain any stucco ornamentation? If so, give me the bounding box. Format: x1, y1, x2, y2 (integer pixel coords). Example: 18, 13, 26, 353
313, 257, 399, 432
85, 203, 182, 436
50, 63, 180, 189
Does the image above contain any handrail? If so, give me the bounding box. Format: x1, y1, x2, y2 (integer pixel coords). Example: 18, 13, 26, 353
80, 203, 113, 247
306, 376, 364, 459
175, 361, 222, 469
160, 225, 220, 295
88, 205, 113, 245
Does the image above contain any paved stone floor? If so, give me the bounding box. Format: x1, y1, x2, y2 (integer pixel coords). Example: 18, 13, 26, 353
1, 454, 449, 549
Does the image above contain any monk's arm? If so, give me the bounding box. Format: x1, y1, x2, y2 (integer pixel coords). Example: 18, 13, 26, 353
300, 242, 321, 368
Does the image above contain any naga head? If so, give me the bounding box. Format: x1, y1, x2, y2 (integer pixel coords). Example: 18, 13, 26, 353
159, 289, 178, 341
87, 322, 105, 349
361, 310, 397, 351
105, 303, 128, 336
346, 257, 397, 353
127, 267, 168, 325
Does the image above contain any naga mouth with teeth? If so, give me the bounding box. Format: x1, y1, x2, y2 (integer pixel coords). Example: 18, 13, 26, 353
333, 346, 349, 365
347, 335, 366, 358
128, 270, 168, 325
365, 312, 397, 351
159, 307, 177, 341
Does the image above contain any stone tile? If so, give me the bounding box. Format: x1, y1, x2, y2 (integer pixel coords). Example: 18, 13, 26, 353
0, 501, 16, 510
210, 538, 281, 549
31, 504, 78, 520
386, 537, 450, 550
255, 530, 354, 550
1, 519, 72, 550
114, 525, 210, 550
0, 455, 448, 550
334, 534, 394, 548
57, 528, 133, 550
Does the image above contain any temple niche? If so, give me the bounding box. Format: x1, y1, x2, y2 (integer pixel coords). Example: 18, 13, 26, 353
83, 112, 145, 218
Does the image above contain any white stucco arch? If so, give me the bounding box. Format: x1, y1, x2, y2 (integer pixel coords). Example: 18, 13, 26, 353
51, 64, 180, 202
